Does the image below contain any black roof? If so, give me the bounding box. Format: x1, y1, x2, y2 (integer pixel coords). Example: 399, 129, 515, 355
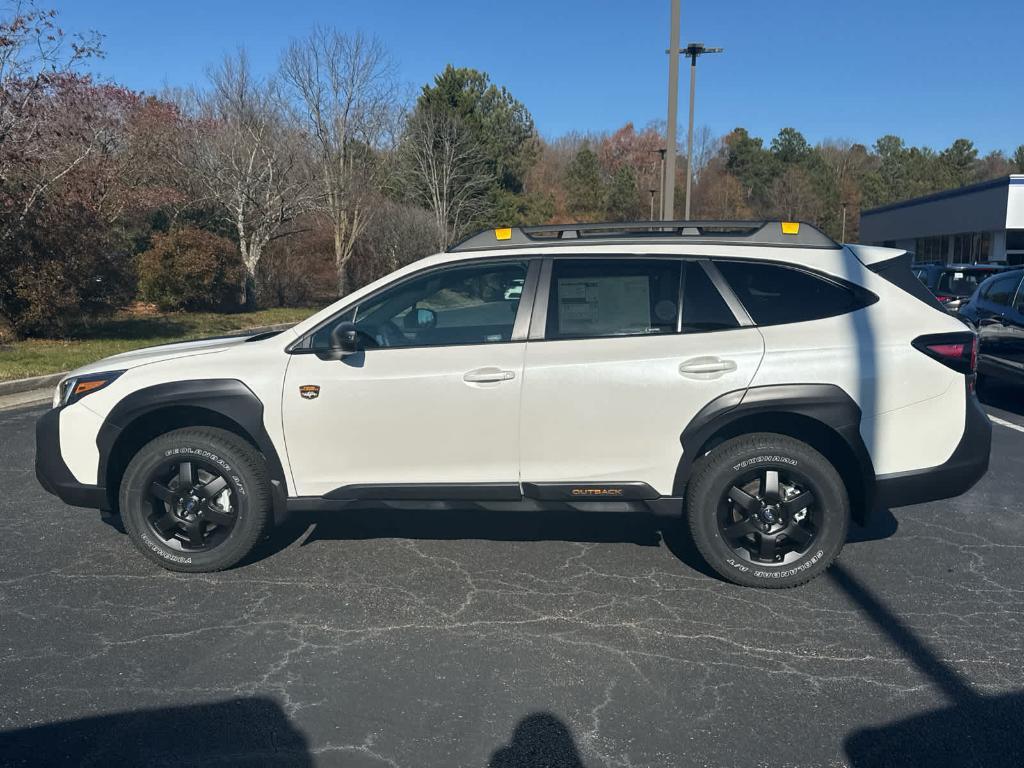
447, 220, 839, 253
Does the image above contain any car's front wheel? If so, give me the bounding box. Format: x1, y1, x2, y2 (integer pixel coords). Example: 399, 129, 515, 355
119, 427, 272, 572
687, 433, 849, 588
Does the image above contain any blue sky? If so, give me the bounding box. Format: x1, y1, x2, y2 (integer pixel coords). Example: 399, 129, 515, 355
56, 0, 1023, 153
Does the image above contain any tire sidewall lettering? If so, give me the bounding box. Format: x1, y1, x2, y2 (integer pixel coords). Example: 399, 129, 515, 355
732, 455, 798, 472
161, 446, 247, 501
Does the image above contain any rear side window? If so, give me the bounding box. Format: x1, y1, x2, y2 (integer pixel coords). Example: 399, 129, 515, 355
715, 260, 870, 326
545, 259, 740, 340
547, 259, 681, 339
937, 270, 987, 297
981, 273, 1023, 308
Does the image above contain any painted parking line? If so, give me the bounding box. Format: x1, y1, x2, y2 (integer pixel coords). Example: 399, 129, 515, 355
990, 414, 1024, 434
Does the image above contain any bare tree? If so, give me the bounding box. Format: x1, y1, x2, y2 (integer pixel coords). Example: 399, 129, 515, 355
180, 51, 314, 307
399, 107, 491, 250
0, 2, 105, 231
280, 28, 398, 296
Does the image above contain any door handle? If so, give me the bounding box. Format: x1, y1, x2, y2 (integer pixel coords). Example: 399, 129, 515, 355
678, 356, 738, 379
463, 367, 516, 383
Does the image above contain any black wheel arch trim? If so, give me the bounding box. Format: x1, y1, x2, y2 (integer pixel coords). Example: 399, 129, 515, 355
95, 379, 289, 520
675, 383, 876, 524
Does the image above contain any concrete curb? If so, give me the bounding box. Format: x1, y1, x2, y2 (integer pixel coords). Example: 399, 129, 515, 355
0, 372, 65, 397
0, 321, 297, 397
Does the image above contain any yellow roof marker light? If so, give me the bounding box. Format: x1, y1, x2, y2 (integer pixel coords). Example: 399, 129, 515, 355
781, 221, 801, 235
494, 227, 512, 241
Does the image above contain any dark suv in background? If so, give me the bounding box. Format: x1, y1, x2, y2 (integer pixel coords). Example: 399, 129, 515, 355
914, 263, 1008, 312
958, 268, 1024, 387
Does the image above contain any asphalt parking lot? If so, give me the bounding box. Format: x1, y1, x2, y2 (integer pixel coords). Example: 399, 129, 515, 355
2, 393, 1024, 768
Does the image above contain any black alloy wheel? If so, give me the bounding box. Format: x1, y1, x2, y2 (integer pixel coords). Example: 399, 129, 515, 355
718, 468, 817, 566
145, 459, 238, 552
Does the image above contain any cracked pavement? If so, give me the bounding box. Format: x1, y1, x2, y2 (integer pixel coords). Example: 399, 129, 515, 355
2, 400, 1024, 767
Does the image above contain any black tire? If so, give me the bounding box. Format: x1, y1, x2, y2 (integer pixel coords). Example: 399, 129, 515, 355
687, 432, 849, 588
119, 427, 272, 573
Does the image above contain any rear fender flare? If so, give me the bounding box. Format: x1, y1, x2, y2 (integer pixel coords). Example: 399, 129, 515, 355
674, 384, 875, 524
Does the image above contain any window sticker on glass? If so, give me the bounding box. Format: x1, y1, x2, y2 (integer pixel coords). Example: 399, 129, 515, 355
557, 275, 652, 336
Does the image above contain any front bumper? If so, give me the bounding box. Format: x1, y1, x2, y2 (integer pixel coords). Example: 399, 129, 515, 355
35, 407, 108, 509
875, 391, 991, 508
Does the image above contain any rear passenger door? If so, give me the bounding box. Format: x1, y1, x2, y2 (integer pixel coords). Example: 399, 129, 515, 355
518, 257, 764, 497
975, 272, 1024, 376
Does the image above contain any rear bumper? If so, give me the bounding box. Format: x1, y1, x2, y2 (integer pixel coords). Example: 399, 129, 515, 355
875, 391, 991, 508
35, 408, 108, 509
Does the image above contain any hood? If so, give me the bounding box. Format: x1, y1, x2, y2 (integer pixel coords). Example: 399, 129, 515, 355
66, 334, 256, 378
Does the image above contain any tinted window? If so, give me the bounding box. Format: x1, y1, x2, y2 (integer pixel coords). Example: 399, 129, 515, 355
936, 270, 989, 297
546, 259, 681, 339
312, 261, 528, 349
715, 261, 867, 326
681, 263, 739, 332
981, 273, 1022, 308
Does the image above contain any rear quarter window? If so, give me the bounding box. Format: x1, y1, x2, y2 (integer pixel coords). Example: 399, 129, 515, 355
715, 260, 874, 326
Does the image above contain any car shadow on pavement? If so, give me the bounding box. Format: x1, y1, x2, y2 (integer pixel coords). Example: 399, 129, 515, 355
0, 696, 312, 767
833, 562, 1024, 767
977, 377, 1024, 417
250, 505, 898, 581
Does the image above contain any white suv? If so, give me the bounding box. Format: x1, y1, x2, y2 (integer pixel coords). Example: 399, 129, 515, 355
35, 221, 991, 587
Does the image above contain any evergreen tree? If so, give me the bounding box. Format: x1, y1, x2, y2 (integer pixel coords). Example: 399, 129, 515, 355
565, 144, 605, 218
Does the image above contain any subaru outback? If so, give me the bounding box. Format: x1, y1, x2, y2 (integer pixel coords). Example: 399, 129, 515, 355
35, 221, 991, 587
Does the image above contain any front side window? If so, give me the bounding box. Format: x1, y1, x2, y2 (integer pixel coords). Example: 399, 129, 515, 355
715, 260, 870, 326
311, 261, 528, 349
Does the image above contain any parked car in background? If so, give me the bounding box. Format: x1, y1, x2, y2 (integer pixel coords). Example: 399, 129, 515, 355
913, 263, 1008, 312
958, 268, 1024, 387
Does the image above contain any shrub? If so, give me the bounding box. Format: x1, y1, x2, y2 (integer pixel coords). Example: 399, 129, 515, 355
0, 202, 136, 338
258, 221, 336, 308
137, 227, 244, 311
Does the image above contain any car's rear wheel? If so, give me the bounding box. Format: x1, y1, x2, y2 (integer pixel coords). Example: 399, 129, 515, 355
687, 433, 849, 588
119, 427, 272, 572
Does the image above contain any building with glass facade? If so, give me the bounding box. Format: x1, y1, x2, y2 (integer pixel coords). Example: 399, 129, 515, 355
859, 175, 1024, 265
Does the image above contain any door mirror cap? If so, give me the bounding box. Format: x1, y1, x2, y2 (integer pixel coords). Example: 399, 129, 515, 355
329, 321, 360, 356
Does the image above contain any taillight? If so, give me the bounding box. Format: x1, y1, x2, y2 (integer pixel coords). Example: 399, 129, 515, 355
912, 332, 978, 377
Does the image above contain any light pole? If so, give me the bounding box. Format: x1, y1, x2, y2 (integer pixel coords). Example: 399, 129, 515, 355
649, 188, 657, 221
650, 148, 666, 220
662, 0, 681, 220
682, 42, 723, 220
840, 201, 849, 242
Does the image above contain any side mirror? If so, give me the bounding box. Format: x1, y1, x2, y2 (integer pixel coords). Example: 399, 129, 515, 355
403, 307, 437, 331
329, 321, 360, 356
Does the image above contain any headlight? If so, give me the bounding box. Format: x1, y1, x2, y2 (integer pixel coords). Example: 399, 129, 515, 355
55, 371, 124, 408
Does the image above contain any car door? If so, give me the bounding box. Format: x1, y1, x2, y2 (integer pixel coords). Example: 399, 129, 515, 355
518, 257, 764, 497
975, 272, 1024, 377
282, 259, 536, 497
1004, 277, 1024, 376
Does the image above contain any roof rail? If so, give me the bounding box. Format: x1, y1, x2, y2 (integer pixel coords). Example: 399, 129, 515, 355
447, 220, 839, 253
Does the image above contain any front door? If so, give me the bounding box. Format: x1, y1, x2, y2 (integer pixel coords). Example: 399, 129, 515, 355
283, 259, 533, 497
519, 257, 764, 496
